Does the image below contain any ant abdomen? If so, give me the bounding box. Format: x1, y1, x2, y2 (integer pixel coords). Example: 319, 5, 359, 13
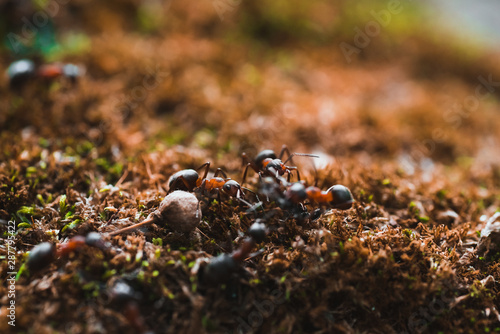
168, 169, 199, 192
27, 242, 56, 272
254, 149, 277, 169
328, 185, 354, 210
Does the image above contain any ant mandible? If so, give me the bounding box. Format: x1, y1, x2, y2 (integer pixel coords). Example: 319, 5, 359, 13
241, 145, 318, 185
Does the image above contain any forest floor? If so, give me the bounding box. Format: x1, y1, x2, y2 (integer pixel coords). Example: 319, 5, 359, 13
1, 1, 500, 333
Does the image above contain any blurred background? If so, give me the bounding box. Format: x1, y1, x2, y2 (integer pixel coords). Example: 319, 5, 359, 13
1, 0, 499, 175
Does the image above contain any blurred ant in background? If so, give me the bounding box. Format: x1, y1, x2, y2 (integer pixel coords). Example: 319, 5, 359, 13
109, 281, 153, 334
241, 146, 318, 185
7, 59, 82, 89
26, 232, 109, 272
200, 221, 268, 285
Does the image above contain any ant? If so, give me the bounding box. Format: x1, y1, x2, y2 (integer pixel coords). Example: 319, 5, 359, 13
109, 281, 153, 334
241, 146, 318, 185
26, 232, 109, 272
7, 59, 82, 89
38, 63, 81, 83
201, 221, 268, 285
168, 162, 256, 204
260, 178, 354, 221
285, 182, 354, 210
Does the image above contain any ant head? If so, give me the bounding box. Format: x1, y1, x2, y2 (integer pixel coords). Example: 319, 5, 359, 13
85, 232, 110, 250
327, 185, 354, 210
27, 242, 55, 272
168, 169, 199, 191
109, 281, 141, 304
222, 180, 242, 197
286, 182, 307, 203
248, 220, 268, 243
254, 149, 277, 169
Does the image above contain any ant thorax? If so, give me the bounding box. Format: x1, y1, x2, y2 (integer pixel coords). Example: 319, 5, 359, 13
262, 159, 285, 175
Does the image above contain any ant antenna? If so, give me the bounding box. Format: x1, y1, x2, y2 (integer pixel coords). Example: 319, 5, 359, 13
282, 153, 319, 165
312, 159, 318, 187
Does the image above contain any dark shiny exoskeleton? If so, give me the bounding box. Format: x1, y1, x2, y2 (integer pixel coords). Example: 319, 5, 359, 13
202, 221, 268, 286
221, 179, 243, 197
253, 149, 277, 170
7, 59, 35, 89
326, 185, 354, 210
241, 146, 318, 184
26, 242, 55, 272
285, 182, 308, 203
168, 169, 200, 192
168, 163, 251, 204
248, 221, 268, 243
6, 59, 83, 90
26, 232, 108, 272
202, 253, 238, 285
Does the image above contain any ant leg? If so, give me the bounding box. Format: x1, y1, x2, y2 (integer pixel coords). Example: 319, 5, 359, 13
199, 179, 207, 195
214, 168, 228, 178
278, 145, 293, 163
242, 186, 260, 202
196, 162, 211, 180
286, 166, 301, 181
180, 175, 195, 191
242, 163, 254, 186
283, 153, 319, 165
217, 190, 222, 212
241, 152, 251, 168
242, 153, 260, 172
169, 176, 194, 193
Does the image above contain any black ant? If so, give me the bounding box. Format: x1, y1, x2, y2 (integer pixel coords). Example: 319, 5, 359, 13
109, 281, 153, 334
26, 232, 109, 272
168, 162, 256, 204
201, 221, 268, 285
241, 146, 318, 185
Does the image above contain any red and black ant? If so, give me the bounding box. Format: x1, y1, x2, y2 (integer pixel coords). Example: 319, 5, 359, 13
27, 232, 109, 272
285, 182, 354, 210
241, 146, 318, 185
259, 178, 353, 221
168, 162, 256, 204
7, 59, 82, 89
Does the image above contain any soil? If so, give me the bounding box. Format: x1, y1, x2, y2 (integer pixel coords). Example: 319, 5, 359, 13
1, 1, 500, 333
